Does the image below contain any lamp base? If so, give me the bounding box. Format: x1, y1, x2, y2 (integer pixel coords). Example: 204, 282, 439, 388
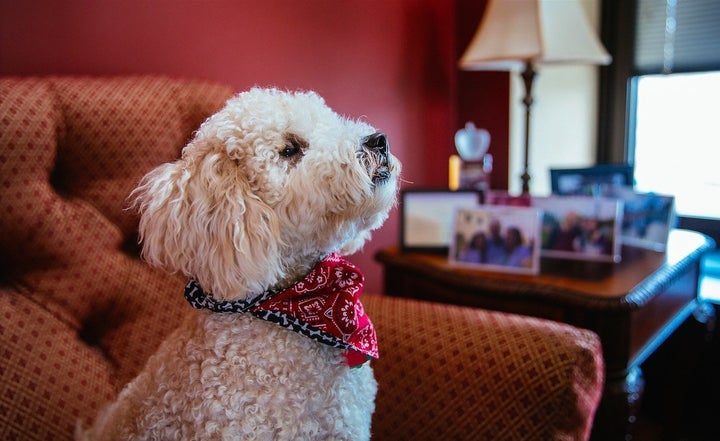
520, 170, 531, 195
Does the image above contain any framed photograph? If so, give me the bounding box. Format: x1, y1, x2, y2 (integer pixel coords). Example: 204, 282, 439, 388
533, 196, 623, 262
449, 206, 541, 275
400, 189, 482, 253
550, 164, 634, 196
609, 187, 676, 251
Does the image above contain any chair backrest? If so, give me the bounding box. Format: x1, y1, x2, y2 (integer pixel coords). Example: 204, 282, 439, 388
1, 76, 232, 272
0, 76, 233, 440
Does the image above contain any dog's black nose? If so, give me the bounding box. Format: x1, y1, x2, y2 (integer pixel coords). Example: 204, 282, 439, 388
362, 132, 389, 155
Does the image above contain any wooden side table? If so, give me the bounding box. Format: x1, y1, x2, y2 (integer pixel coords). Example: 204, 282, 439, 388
375, 229, 715, 440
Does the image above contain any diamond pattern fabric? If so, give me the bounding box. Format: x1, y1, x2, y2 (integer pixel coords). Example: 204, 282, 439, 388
0, 76, 233, 441
363, 295, 604, 440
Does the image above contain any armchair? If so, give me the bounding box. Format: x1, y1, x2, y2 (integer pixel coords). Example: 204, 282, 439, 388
0, 76, 604, 440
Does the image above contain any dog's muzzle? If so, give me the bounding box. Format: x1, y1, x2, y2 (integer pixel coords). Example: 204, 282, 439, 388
360, 132, 392, 185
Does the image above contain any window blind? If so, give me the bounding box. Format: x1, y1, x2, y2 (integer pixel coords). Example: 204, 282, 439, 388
634, 0, 720, 74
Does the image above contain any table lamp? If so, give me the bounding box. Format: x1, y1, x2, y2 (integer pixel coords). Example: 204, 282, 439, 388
459, 0, 612, 194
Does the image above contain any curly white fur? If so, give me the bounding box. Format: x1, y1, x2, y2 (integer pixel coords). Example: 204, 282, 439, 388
77, 88, 400, 440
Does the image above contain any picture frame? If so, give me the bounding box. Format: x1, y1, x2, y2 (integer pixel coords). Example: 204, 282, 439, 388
604, 187, 676, 251
550, 164, 634, 196
400, 188, 483, 253
533, 196, 623, 263
449, 205, 542, 275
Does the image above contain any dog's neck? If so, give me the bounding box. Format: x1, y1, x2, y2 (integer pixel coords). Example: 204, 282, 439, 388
184, 252, 377, 367
269, 253, 328, 294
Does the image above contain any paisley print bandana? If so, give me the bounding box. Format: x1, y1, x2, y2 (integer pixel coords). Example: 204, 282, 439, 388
184, 253, 378, 367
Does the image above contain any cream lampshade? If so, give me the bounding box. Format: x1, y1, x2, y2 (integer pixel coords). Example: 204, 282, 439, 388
459, 0, 611, 194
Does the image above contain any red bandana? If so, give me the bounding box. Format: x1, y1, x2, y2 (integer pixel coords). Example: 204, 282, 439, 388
184, 253, 378, 367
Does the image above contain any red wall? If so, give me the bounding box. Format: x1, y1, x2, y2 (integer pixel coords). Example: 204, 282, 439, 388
0, 0, 507, 294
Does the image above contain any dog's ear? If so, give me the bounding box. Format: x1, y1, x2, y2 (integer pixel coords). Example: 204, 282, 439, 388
131, 151, 282, 300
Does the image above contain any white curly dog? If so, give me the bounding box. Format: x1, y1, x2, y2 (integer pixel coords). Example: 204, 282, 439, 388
77, 88, 400, 440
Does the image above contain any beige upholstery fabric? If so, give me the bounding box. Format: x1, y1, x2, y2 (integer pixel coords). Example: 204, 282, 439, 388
0, 76, 603, 441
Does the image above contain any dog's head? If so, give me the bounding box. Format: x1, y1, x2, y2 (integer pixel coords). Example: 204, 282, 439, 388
132, 88, 400, 300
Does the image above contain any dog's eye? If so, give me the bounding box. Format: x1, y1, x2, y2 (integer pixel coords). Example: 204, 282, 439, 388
280, 134, 307, 159
280, 143, 302, 158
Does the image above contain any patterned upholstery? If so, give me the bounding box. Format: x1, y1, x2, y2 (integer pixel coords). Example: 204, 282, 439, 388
0, 76, 233, 440
363, 295, 604, 441
0, 76, 604, 441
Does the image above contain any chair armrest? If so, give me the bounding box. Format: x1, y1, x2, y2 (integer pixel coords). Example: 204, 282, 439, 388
364, 295, 604, 441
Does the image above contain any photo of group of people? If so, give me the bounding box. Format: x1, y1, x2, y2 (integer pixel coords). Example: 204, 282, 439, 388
533, 196, 622, 262
549, 165, 675, 252
450, 207, 541, 274
575, 185, 675, 251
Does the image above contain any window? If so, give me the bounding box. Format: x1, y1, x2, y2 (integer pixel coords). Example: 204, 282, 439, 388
630, 0, 720, 219
599, 0, 720, 296
599, 0, 720, 223
634, 0, 720, 75
631, 71, 720, 219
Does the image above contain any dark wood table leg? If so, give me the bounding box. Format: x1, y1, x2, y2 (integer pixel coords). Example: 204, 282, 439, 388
591, 367, 645, 440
